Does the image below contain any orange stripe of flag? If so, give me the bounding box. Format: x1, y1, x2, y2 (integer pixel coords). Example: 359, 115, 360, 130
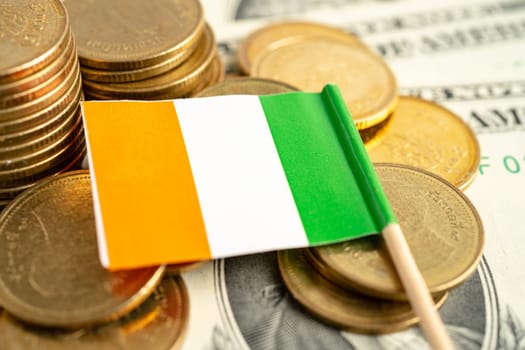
83, 101, 211, 269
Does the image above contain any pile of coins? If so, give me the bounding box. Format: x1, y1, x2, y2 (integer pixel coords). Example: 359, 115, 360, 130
279, 163, 484, 333
0, 171, 189, 349
198, 74, 485, 332
63, 0, 224, 100
231, 22, 485, 333
237, 21, 480, 189
0, 0, 85, 210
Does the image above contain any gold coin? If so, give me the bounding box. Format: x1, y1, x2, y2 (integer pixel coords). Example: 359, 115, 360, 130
165, 262, 207, 276
0, 56, 80, 121
366, 96, 480, 190
252, 39, 398, 129
310, 163, 484, 301
0, 171, 165, 328
212, 54, 226, 84
359, 115, 392, 148
187, 53, 225, 97
207, 54, 226, 86
0, 31, 77, 110
0, 102, 80, 156
0, 139, 86, 200
0, 137, 83, 196
0, 120, 84, 184
82, 24, 216, 99
278, 249, 448, 333
0, 276, 189, 349
196, 77, 298, 97
0, 30, 74, 96
0, 69, 82, 134
0, 0, 69, 84
79, 31, 203, 84
80, 32, 203, 83
0, 145, 86, 202
238, 21, 367, 75
65, 0, 204, 70
0, 112, 81, 170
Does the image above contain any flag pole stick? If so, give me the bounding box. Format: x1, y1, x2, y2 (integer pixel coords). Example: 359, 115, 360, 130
322, 84, 454, 349
382, 223, 455, 350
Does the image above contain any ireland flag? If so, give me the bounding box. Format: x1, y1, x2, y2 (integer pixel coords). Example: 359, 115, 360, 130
82, 85, 397, 270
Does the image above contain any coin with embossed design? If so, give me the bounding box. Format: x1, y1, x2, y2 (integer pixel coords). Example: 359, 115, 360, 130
1, 21, 84, 209
0, 171, 165, 328
238, 21, 367, 75
0, 276, 189, 349
78, 31, 204, 83
82, 25, 216, 99
251, 39, 398, 129
310, 163, 484, 301
366, 96, 480, 190
0, 0, 69, 83
64, 0, 204, 70
0, 33, 76, 112
0, 30, 74, 97
278, 249, 448, 333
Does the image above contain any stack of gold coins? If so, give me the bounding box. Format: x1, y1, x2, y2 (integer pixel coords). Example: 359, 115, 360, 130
238, 21, 481, 190
0, 171, 189, 348
0, 0, 85, 210
63, 0, 224, 100
278, 163, 484, 333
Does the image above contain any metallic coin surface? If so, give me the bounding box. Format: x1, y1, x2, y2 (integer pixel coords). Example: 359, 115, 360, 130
0, 145, 85, 202
238, 21, 367, 75
0, 73, 82, 134
197, 77, 298, 97
278, 249, 447, 333
187, 53, 224, 97
0, 30, 74, 96
0, 113, 81, 171
0, 171, 165, 328
79, 29, 203, 83
0, 56, 80, 121
0, 276, 189, 350
0, 0, 69, 83
211, 54, 226, 86
252, 39, 398, 129
310, 163, 484, 300
64, 0, 204, 70
0, 117, 84, 184
0, 101, 80, 155
366, 96, 480, 190
0, 33, 77, 110
82, 25, 216, 99
165, 262, 207, 276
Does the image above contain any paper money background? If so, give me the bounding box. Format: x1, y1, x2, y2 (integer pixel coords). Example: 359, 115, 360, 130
178, 1, 525, 349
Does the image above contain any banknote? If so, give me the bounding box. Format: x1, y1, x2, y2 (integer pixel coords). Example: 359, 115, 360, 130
203, 0, 525, 75
178, 1, 525, 348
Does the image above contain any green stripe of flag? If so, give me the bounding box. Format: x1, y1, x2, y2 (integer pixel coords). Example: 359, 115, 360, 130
259, 84, 397, 245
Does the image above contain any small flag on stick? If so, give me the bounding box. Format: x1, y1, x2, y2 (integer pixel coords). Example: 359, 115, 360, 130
82, 84, 453, 349
82, 84, 397, 270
